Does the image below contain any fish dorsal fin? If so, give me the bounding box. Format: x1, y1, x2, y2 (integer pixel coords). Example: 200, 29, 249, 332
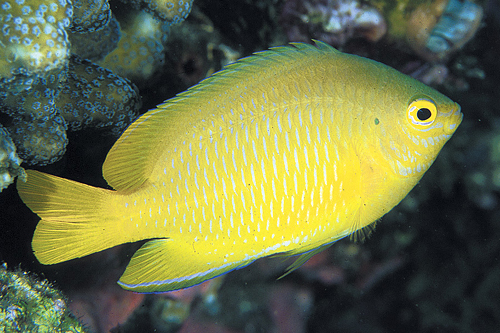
102, 107, 185, 192
349, 221, 377, 243
102, 41, 340, 192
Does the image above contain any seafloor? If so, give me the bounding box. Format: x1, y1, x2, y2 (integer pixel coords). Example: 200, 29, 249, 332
1, 0, 500, 332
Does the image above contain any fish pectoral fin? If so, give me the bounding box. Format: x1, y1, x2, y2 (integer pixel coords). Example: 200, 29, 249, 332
118, 239, 254, 293
278, 243, 334, 280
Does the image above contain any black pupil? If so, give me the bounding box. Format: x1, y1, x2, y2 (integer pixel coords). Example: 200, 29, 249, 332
417, 108, 432, 121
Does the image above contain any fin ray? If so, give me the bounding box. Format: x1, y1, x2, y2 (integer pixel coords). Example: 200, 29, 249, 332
118, 239, 254, 293
103, 41, 340, 192
17, 170, 122, 264
278, 243, 334, 279
350, 221, 377, 243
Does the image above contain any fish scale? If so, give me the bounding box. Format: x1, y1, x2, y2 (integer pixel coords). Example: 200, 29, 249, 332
17, 41, 462, 292
126, 89, 359, 252
113, 78, 366, 290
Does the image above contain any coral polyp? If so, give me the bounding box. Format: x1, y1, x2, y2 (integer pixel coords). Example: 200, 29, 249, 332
69, 15, 121, 62
122, 0, 193, 23
1, 76, 69, 165
59, 55, 141, 135
0, 0, 73, 92
70, 0, 112, 33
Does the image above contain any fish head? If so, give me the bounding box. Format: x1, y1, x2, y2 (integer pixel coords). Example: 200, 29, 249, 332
363, 77, 462, 180
351, 56, 462, 182
357, 83, 462, 224
396, 91, 462, 176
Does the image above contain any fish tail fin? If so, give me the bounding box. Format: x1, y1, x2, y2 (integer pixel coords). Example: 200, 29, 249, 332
17, 170, 123, 265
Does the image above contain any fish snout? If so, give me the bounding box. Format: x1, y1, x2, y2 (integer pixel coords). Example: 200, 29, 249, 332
444, 103, 463, 135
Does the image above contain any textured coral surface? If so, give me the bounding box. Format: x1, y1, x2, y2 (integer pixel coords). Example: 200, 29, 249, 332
0, 263, 88, 333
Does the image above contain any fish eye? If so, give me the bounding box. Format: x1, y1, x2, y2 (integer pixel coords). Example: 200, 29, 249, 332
417, 108, 432, 121
407, 98, 437, 129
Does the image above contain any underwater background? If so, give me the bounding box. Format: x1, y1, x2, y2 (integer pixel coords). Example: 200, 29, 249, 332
1, 0, 499, 332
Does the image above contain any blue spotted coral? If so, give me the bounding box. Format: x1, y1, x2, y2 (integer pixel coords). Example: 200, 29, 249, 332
70, 0, 111, 33
1, 76, 68, 166
1, 55, 142, 166
98, 10, 169, 83
0, 0, 71, 164
69, 14, 121, 61
59, 55, 141, 136
0, 0, 73, 92
0, 124, 24, 191
0, 0, 193, 167
121, 0, 193, 23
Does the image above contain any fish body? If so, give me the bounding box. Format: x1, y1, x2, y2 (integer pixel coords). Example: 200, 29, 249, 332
17, 41, 462, 292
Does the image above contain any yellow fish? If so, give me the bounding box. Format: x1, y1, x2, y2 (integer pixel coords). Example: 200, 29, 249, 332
17, 41, 462, 292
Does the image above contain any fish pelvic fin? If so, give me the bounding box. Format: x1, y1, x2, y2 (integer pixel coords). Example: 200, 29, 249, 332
277, 243, 335, 280
118, 239, 254, 293
349, 221, 378, 243
17, 170, 122, 265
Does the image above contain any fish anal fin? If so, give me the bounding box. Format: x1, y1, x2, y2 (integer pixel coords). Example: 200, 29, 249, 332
118, 239, 254, 293
349, 221, 378, 243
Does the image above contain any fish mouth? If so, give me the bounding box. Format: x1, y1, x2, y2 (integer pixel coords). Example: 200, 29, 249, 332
444, 103, 463, 136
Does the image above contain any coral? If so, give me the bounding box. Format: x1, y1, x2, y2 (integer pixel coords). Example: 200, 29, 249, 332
6, 113, 68, 166
0, 0, 197, 168
280, 0, 483, 61
69, 15, 121, 62
98, 10, 169, 84
408, 0, 483, 61
366, 0, 430, 39
0, 0, 73, 165
70, 0, 111, 33
280, 0, 387, 46
368, 0, 483, 62
0, 0, 73, 93
2, 0, 500, 332
0, 124, 24, 191
0, 263, 88, 333
1, 77, 68, 165
0, 54, 142, 165
121, 0, 193, 24
58, 55, 141, 136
